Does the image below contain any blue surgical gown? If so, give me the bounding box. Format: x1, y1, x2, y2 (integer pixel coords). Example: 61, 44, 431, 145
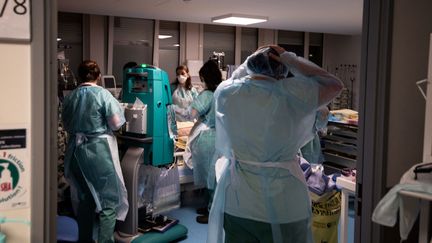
172, 86, 199, 121
62, 85, 128, 220
301, 107, 329, 164
208, 60, 338, 242
187, 90, 217, 189
216, 75, 319, 221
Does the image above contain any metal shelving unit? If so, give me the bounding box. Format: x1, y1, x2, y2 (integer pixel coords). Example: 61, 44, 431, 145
322, 121, 358, 172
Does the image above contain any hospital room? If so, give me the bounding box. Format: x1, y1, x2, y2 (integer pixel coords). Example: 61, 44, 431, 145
0, 1, 432, 243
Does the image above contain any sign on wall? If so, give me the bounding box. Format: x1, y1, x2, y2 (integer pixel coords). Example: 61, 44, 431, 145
0, 0, 31, 41
0, 127, 29, 210
0, 129, 26, 149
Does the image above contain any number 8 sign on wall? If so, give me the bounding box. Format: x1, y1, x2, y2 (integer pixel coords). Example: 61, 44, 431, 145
0, 0, 30, 41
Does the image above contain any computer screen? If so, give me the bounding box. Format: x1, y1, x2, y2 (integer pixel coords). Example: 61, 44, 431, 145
101, 75, 121, 99
102, 76, 116, 89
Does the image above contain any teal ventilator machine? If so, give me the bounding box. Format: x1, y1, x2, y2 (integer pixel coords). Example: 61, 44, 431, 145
120, 64, 174, 166
115, 64, 187, 243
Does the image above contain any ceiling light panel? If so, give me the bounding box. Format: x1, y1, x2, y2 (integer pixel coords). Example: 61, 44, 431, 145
212, 14, 268, 25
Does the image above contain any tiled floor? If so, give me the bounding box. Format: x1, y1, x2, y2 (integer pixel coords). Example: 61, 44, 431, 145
166, 190, 355, 243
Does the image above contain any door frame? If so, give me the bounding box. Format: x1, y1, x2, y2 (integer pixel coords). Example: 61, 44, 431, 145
355, 0, 393, 242
31, 0, 58, 242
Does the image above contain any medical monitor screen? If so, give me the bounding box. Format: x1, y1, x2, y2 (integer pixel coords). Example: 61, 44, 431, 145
103, 76, 116, 89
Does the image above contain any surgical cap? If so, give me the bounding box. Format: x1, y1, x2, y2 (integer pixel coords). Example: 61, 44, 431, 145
246, 47, 289, 79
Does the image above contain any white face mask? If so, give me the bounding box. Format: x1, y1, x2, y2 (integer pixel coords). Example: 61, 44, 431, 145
177, 75, 188, 84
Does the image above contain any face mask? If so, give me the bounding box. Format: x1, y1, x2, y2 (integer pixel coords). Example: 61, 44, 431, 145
177, 75, 188, 84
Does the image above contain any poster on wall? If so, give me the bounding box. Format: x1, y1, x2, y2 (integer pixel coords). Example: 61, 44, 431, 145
0, 127, 29, 210
0, 0, 31, 42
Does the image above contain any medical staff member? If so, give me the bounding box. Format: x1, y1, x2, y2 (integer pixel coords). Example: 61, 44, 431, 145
300, 106, 330, 164
173, 60, 222, 224
208, 45, 343, 243
63, 60, 128, 243
172, 65, 199, 121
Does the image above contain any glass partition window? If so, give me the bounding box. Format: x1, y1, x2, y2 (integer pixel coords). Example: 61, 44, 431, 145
113, 17, 154, 85
158, 21, 180, 83
309, 32, 323, 66
203, 24, 235, 70
57, 12, 83, 78
241, 27, 258, 63
278, 30, 304, 57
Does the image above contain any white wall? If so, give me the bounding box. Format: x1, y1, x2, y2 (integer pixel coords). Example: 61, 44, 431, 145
258, 28, 277, 46
0, 44, 31, 243
88, 15, 107, 74
184, 23, 203, 62
159, 49, 179, 82
182, 23, 203, 85
323, 34, 362, 110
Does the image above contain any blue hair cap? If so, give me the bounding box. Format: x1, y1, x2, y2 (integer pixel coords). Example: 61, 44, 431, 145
246, 47, 289, 79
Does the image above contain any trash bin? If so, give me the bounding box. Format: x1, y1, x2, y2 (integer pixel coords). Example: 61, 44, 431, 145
310, 191, 341, 243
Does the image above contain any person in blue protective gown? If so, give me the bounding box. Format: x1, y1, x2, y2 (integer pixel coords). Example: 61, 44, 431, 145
172, 65, 199, 122
62, 60, 128, 243
300, 106, 330, 164
208, 45, 343, 243
173, 60, 222, 224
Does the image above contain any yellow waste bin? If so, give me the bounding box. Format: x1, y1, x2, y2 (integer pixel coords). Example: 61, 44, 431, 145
310, 191, 341, 243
